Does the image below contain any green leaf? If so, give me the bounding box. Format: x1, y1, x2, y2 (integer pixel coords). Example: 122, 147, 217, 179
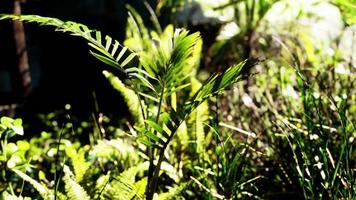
116, 46, 128, 62
1, 117, 14, 128
13, 119, 22, 127
130, 72, 157, 93
138, 136, 160, 149
100, 162, 149, 200
90, 51, 123, 72
63, 166, 90, 200
88, 42, 112, 59
17, 141, 30, 151
127, 177, 147, 200
105, 35, 112, 51
103, 71, 144, 126
120, 52, 137, 67
0, 124, 6, 131
12, 169, 53, 200
65, 147, 91, 183
155, 181, 191, 200
138, 92, 159, 102
334, 0, 356, 24
146, 120, 164, 135
193, 60, 252, 103
12, 125, 24, 136
125, 67, 158, 81
90, 138, 140, 165
144, 131, 165, 146
111, 40, 120, 56
0, 14, 137, 76
0, 117, 24, 136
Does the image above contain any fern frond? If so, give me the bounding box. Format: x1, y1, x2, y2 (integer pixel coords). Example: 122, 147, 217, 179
193, 61, 245, 102
62, 165, 90, 200
127, 177, 147, 200
12, 169, 53, 200
65, 146, 91, 183
1, 191, 27, 200
125, 5, 151, 52
176, 118, 189, 147
89, 138, 139, 166
0, 14, 136, 74
155, 181, 191, 200
103, 71, 145, 125
94, 173, 110, 194
100, 162, 149, 200
188, 77, 209, 159
160, 161, 180, 183
188, 37, 203, 76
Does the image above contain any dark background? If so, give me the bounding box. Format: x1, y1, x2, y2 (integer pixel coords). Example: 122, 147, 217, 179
0, 0, 156, 121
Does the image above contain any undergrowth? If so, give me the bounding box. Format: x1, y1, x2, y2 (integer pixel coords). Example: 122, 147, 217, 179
0, 0, 355, 199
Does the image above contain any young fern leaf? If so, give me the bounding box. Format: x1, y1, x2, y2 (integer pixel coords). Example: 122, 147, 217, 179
62, 165, 90, 200
103, 70, 144, 126
188, 77, 209, 158
155, 181, 191, 200
101, 162, 149, 200
125, 5, 151, 52
65, 147, 91, 183
188, 37, 203, 76
0, 14, 136, 75
90, 138, 140, 166
94, 173, 111, 199
12, 169, 54, 200
127, 177, 147, 200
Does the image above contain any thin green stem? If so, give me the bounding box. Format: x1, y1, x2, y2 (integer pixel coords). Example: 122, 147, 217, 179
147, 116, 186, 200
54, 123, 65, 200
213, 95, 221, 185
1, 132, 9, 181
146, 85, 165, 200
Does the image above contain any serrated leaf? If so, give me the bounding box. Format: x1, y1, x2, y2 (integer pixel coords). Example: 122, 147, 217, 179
63, 166, 90, 200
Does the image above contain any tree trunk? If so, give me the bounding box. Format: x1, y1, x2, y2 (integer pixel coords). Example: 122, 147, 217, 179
13, 0, 31, 97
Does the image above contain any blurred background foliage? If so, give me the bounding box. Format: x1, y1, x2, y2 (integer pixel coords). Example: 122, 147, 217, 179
0, 0, 355, 199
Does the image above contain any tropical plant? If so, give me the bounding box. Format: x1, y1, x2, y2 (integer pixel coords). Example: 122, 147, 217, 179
1, 1, 354, 199
0, 12, 256, 199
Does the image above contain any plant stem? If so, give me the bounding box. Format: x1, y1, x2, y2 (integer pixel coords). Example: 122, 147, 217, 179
54, 124, 65, 200
146, 86, 165, 200
146, 119, 184, 200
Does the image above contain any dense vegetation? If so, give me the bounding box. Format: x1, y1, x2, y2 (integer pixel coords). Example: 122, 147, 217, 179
0, 0, 355, 199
